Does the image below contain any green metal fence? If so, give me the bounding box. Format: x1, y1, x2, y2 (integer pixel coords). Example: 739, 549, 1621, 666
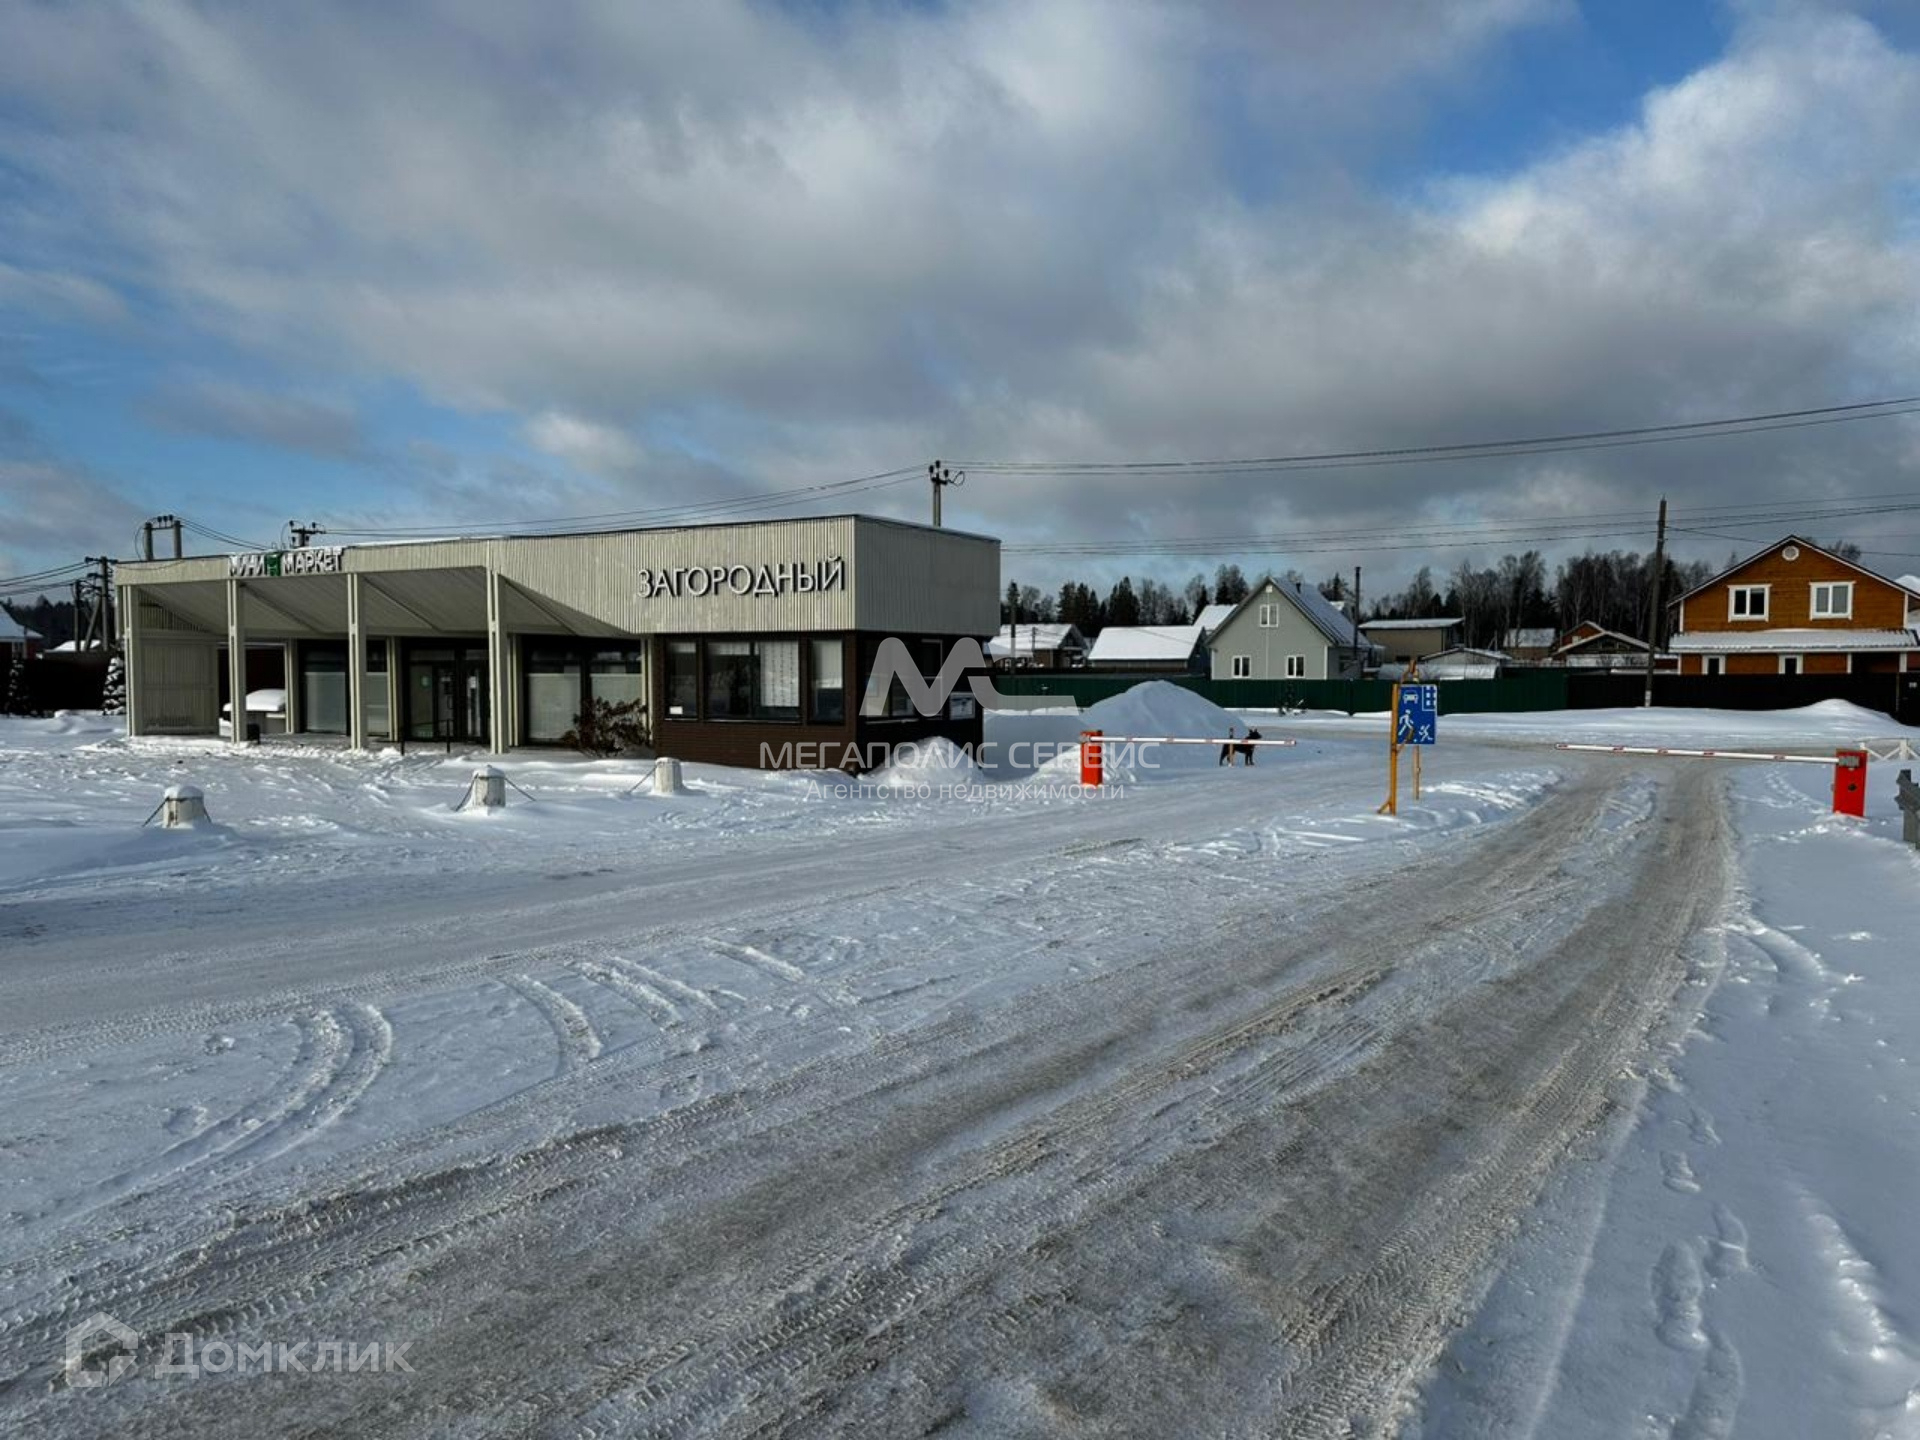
985, 669, 1572, 715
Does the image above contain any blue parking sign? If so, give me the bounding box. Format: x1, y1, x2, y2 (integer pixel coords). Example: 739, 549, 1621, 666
1397, 683, 1438, 745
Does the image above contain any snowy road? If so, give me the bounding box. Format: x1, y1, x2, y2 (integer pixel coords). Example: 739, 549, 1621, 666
0, 715, 1740, 1437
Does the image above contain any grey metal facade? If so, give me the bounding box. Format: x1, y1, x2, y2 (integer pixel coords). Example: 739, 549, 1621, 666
117, 515, 1000, 764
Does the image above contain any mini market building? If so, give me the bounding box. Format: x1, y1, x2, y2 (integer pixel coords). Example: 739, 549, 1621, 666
116, 514, 1000, 769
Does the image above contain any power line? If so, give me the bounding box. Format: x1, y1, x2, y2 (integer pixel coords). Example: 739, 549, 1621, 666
322, 466, 926, 540
960, 395, 1920, 478
1003, 494, 1920, 558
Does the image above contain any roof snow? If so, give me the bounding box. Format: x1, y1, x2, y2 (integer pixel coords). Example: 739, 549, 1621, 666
1669, 629, 1918, 653
1087, 624, 1205, 663
1900, 574, 1920, 596
1361, 617, 1462, 631
1194, 603, 1235, 635
986, 623, 1080, 659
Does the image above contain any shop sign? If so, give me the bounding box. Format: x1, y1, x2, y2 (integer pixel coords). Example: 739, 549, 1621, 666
636, 557, 845, 601
229, 547, 346, 578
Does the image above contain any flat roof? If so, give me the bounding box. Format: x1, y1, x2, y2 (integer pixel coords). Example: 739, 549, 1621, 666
118, 510, 998, 574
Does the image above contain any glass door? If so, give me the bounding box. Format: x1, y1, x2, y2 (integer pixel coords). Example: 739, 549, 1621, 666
405, 645, 490, 742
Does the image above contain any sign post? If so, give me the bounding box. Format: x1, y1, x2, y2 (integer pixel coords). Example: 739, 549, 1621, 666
1380, 682, 1438, 816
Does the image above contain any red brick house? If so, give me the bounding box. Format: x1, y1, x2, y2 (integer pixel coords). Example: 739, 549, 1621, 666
1667, 536, 1920, 676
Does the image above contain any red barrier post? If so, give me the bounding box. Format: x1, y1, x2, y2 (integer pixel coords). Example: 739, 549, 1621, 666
1833, 748, 1868, 818
1080, 730, 1103, 787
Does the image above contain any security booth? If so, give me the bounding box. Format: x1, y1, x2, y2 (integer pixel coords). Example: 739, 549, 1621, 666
117, 514, 1000, 769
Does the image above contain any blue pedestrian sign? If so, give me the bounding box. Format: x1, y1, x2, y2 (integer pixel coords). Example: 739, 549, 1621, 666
1397, 684, 1438, 745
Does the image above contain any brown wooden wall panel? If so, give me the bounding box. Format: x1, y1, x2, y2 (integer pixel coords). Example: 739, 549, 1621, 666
1680, 545, 1910, 632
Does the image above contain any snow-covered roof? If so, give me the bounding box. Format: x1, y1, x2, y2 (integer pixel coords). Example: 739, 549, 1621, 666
1555, 625, 1647, 655
1087, 624, 1205, 663
1281, 580, 1363, 649
1900, 574, 1920, 597
1422, 646, 1510, 663
0, 615, 38, 642
1194, 603, 1235, 635
1502, 628, 1557, 650
1361, 616, 1462, 631
985, 623, 1083, 659
46, 639, 104, 652
1418, 646, 1506, 678
1669, 628, 1918, 654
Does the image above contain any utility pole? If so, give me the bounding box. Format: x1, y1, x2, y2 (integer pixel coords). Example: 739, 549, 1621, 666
1643, 497, 1667, 709
72, 578, 85, 648
170, 516, 183, 558
927, 462, 960, 528
85, 556, 115, 648
288, 521, 325, 548
1352, 565, 1363, 679
141, 521, 155, 562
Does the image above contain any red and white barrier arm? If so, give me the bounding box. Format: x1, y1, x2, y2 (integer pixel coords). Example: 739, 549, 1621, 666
1092, 736, 1299, 747
1554, 742, 1860, 768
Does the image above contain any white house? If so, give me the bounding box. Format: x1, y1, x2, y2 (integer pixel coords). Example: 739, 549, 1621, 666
1206, 576, 1374, 682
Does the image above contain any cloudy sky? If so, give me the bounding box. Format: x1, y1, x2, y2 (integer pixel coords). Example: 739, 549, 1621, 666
3, 0, 1919, 599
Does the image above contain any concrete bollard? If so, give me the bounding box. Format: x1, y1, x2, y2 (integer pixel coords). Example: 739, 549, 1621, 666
160, 784, 208, 828
652, 756, 683, 796
1080, 730, 1103, 787
467, 765, 507, 810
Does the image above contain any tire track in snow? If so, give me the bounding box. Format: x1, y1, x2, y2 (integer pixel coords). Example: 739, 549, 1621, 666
24, 1003, 393, 1232
506, 975, 603, 1074
2, 764, 1682, 1436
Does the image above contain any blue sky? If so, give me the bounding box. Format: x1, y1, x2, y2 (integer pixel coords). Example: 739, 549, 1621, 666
3, 0, 1918, 598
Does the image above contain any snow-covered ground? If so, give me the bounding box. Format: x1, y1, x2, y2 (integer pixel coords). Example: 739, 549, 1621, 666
0, 689, 1915, 1436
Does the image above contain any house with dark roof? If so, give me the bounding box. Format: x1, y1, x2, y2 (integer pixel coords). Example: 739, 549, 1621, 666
1207, 575, 1375, 681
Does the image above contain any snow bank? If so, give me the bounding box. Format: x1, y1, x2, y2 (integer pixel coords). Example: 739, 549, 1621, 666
870, 737, 986, 789
1040, 681, 1259, 780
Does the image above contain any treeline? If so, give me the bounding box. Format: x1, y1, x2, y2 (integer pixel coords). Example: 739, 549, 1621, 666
1004, 546, 1848, 649
1, 597, 81, 647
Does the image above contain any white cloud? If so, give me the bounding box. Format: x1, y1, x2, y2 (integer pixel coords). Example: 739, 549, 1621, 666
0, 1, 1916, 585
523, 411, 645, 479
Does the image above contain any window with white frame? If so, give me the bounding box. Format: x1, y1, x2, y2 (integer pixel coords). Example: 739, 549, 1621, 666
1728, 584, 1769, 620
1809, 581, 1853, 619
1258, 603, 1279, 628
1231, 654, 1251, 678
1285, 654, 1307, 678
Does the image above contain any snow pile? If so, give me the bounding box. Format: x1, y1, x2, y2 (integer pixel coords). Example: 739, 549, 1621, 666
1044, 681, 1255, 780
869, 736, 987, 789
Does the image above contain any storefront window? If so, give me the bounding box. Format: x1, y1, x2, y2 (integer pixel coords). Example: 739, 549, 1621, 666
810, 639, 844, 724
525, 647, 584, 743
301, 645, 348, 735
665, 641, 698, 718
700, 638, 802, 721
759, 640, 799, 721
589, 649, 645, 711
706, 640, 755, 718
